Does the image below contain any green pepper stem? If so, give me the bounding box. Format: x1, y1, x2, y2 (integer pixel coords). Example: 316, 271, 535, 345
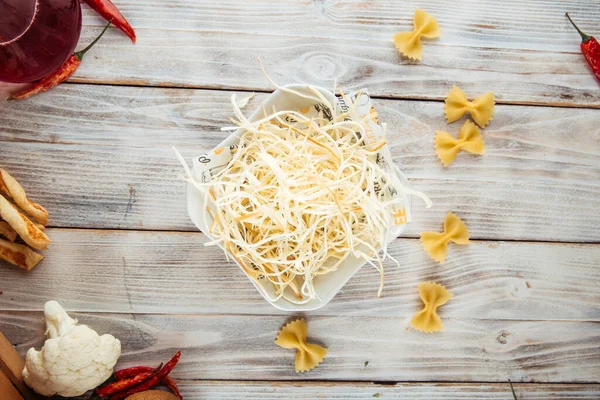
566, 13, 591, 43
75, 22, 112, 60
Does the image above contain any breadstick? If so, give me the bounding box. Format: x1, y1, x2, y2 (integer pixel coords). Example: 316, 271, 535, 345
0, 169, 48, 225
0, 220, 17, 242
0, 238, 44, 271
0, 195, 50, 250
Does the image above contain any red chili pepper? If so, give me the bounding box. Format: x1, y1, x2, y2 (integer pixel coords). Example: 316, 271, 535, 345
83, 0, 136, 43
164, 377, 183, 400
114, 366, 154, 380
110, 351, 182, 400
9, 22, 111, 100
96, 371, 155, 397
566, 13, 600, 82
114, 366, 182, 398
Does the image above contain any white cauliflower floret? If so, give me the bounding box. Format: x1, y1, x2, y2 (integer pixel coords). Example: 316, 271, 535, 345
22, 301, 121, 397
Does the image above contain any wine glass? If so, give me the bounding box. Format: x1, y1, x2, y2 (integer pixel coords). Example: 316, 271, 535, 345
0, 0, 82, 83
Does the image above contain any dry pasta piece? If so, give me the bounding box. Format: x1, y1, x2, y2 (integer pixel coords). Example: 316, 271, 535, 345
435, 120, 485, 167
0, 168, 49, 225
411, 282, 453, 332
444, 85, 495, 128
393, 9, 441, 61
0, 220, 17, 242
420, 212, 469, 263
275, 319, 327, 373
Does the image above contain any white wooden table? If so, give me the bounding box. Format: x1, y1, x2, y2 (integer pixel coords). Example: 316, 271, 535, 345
1, 0, 600, 398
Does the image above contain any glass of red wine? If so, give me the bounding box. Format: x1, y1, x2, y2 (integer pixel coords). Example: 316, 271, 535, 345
0, 0, 82, 83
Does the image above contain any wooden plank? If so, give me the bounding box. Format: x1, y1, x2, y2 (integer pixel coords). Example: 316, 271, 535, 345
1, 311, 598, 382
0, 331, 36, 400
1, 85, 599, 241
168, 381, 600, 399
1, 229, 599, 320
0, 371, 23, 400
65, 0, 600, 106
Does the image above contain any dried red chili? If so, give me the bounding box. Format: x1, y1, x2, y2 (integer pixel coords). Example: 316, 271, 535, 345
114, 366, 154, 380
9, 22, 111, 100
163, 377, 183, 400
110, 351, 182, 400
83, 0, 136, 43
114, 366, 182, 399
566, 13, 600, 82
96, 370, 156, 397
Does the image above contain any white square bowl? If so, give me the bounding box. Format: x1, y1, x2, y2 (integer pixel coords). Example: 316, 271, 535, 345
187, 84, 411, 311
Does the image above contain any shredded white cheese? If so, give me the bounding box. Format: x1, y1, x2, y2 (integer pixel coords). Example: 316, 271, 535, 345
177, 81, 430, 304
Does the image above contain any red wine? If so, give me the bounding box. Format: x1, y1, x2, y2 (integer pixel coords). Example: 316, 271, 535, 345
0, 0, 82, 83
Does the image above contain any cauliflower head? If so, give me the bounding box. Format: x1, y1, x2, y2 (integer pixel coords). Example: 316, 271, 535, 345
22, 301, 121, 397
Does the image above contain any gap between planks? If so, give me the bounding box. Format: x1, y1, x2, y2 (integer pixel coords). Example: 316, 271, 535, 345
134, 380, 600, 399
63, 80, 600, 110
167, 379, 600, 386
32, 225, 600, 247
3, 310, 600, 323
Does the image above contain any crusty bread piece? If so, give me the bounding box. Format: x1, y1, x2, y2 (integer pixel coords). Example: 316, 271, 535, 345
0, 220, 17, 242
0, 169, 48, 226
126, 390, 179, 400
0, 195, 50, 250
0, 238, 44, 271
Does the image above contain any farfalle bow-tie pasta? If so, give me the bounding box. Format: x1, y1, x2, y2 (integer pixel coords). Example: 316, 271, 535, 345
420, 212, 470, 263
411, 282, 453, 332
275, 319, 327, 373
435, 120, 485, 167
393, 9, 441, 61
445, 85, 495, 128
